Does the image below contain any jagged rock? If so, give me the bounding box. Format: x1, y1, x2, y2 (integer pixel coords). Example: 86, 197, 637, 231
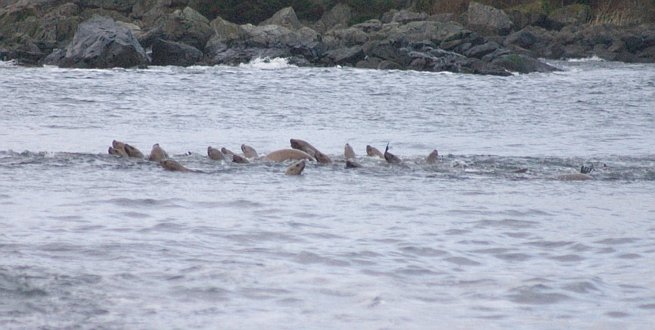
208, 16, 245, 44
323, 45, 364, 65
158, 6, 212, 50
491, 53, 557, 73
313, 3, 351, 34
56, 15, 148, 68
76, 0, 137, 14
260, 6, 302, 31
467, 2, 513, 36
464, 41, 500, 58
151, 38, 202, 66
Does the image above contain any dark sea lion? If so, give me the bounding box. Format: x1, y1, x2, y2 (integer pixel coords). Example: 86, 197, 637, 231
285, 160, 306, 175
344, 143, 356, 160
124, 144, 144, 159
241, 144, 258, 158
265, 149, 315, 162
366, 145, 384, 159
345, 160, 362, 169
207, 146, 225, 161
426, 149, 438, 164
384, 143, 402, 164
160, 159, 189, 172
148, 143, 169, 162
290, 138, 332, 164
232, 154, 249, 164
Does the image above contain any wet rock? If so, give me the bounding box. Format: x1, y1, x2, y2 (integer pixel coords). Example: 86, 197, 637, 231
467, 2, 513, 36
260, 6, 302, 31
57, 15, 148, 68
151, 38, 202, 66
491, 53, 557, 73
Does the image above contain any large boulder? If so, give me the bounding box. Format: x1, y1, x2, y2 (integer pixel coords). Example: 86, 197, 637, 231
491, 53, 557, 73
157, 6, 212, 50
313, 3, 351, 34
259, 6, 302, 31
467, 2, 513, 36
151, 38, 202, 66
56, 15, 148, 68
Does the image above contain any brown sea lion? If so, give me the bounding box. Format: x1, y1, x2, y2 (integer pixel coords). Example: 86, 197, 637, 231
426, 149, 438, 164
221, 147, 236, 157
124, 144, 144, 159
241, 144, 258, 158
232, 154, 249, 164
384, 143, 402, 164
160, 159, 189, 172
148, 143, 169, 162
366, 145, 384, 159
290, 138, 331, 164
265, 149, 315, 162
344, 143, 356, 160
108, 146, 128, 157
285, 160, 306, 175
207, 146, 225, 161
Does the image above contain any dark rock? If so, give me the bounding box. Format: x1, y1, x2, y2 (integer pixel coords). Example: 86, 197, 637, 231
467, 2, 513, 36
323, 45, 364, 65
381, 9, 428, 24
151, 38, 202, 66
313, 3, 351, 34
57, 15, 148, 68
491, 53, 557, 73
77, 0, 137, 14
464, 41, 500, 59
260, 6, 302, 31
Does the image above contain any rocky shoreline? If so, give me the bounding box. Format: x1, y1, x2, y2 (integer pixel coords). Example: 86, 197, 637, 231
1, 1, 653, 75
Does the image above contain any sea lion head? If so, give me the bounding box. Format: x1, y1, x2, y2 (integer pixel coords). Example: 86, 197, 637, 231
285, 160, 306, 175
366, 145, 383, 158
314, 150, 332, 164
426, 149, 438, 164
344, 143, 355, 160
232, 154, 249, 164
207, 146, 224, 161
241, 144, 258, 158
112, 140, 125, 149
124, 144, 144, 159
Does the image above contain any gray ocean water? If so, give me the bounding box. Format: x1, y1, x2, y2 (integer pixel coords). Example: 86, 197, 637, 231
1, 58, 654, 329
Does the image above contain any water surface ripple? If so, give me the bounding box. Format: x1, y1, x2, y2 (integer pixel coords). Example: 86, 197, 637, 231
1, 59, 654, 329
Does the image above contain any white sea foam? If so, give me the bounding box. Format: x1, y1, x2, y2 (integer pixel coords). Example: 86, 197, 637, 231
566, 55, 605, 62
0, 59, 18, 67
239, 57, 297, 70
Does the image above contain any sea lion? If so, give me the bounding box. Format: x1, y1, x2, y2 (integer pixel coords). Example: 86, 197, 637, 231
426, 149, 438, 164
556, 173, 593, 181
366, 145, 384, 159
345, 160, 362, 169
232, 154, 249, 164
285, 160, 306, 175
221, 147, 236, 157
265, 149, 315, 162
148, 143, 169, 162
241, 144, 258, 158
290, 138, 332, 164
207, 146, 225, 161
160, 159, 189, 172
344, 143, 356, 160
108, 146, 128, 157
384, 143, 402, 164
123, 144, 144, 159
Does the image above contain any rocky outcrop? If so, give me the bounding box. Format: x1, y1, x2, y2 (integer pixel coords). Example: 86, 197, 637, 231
3, 1, 652, 73
151, 38, 202, 66
53, 15, 148, 68
467, 2, 513, 36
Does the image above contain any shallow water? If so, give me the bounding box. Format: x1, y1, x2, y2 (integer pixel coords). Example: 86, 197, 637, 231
1, 58, 654, 329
